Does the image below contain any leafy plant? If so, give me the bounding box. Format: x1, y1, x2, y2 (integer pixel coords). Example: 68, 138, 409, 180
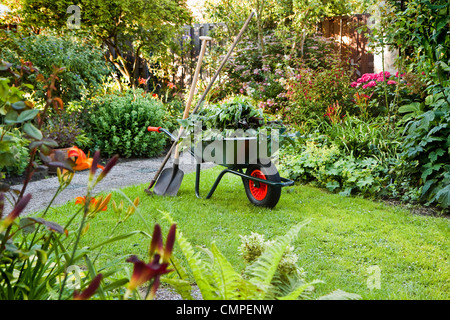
181, 95, 265, 132
279, 120, 404, 199
0, 59, 174, 300
0, 60, 46, 181
0, 128, 29, 177
325, 115, 402, 162
400, 88, 450, 209
161, 212, 360, 300
41, 112, 85, 149
85, 89, 172, 158
19, 0, 192, 88
283, 57, 355, 126
0, 30, 111, 103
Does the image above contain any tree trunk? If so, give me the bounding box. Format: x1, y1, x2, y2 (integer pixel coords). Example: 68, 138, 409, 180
105, 39, 132, 87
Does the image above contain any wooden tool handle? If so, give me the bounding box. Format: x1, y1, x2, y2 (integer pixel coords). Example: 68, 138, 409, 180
174, 36, 212, 159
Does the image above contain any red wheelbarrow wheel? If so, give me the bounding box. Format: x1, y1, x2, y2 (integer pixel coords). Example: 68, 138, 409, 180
243, 161, 282, 209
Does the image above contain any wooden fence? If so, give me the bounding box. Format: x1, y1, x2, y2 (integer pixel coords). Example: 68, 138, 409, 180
319, 14, 374, 78
171, 23, 223, 90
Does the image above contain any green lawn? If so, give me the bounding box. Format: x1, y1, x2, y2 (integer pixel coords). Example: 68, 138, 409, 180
42, 166, 450, 300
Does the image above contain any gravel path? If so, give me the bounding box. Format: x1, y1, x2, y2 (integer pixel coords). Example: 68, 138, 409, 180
4, 152, 214, 215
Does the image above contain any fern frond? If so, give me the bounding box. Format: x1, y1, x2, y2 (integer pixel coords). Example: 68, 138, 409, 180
176, 232, 220, 300
161, 278, 194, 300
160, 210, 219, 300
277, 279, 324, 300
317, 289, 362, 300
244, 220, 310, 299
210, 242, 257, 300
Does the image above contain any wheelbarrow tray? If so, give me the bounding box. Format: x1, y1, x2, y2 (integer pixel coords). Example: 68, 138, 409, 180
148, 127, 294, 208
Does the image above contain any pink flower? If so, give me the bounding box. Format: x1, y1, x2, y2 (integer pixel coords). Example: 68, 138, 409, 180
367, 81, 377, 87
350, 82, 358, 88
387, 80, 397, 85
422, 71, 426, 75
361, 74, 371, 82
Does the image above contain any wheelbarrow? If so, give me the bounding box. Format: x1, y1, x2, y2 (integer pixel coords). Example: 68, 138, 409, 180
147, 126, 294, 209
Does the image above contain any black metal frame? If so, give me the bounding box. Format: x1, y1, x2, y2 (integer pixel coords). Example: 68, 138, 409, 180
194, 163, 294, 199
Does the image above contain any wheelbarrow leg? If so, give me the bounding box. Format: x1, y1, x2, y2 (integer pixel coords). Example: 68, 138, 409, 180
195, 164, 237, 199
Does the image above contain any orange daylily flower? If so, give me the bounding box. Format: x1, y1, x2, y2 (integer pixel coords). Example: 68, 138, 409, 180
68, 146, 104, 171
74, 194, 111, 218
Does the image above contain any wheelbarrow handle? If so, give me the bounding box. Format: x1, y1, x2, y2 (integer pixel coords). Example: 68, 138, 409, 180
147, 126, 162, 133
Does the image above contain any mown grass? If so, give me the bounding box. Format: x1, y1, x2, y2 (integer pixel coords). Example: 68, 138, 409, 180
42, 166, 450, 300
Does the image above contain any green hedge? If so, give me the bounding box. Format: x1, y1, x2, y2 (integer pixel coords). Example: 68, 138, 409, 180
84, 90, 172, 158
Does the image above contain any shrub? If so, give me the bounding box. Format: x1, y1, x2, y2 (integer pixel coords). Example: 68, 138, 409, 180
41, 111, 89, 149
324, 115, 402, 162
84, 89, 172, 158
220, 32, 342, 115
0, 30, 111, 103
283, 59, 356, 127
350, 71, 427, 119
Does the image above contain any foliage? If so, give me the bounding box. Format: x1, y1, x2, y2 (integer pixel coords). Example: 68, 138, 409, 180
1, 58, 172, 299
280, 116, 404, 199
0, 146, 174, 299
283, 56, 355, 126
325, 116, 402, 161
0, 60, 44, 181
19, 0, 192, 88
400, 87, 450, 208
216, 31, 348, 118
162, 212, 360, 300
84, 89, 172, 158
0, 30, 111, 103
221, 33, 291, 112
41, 111, 89, 149
0, 128, 29, 176
351, 71, 428, 120
205, 0, 353, 57
383, 0, 450, 88
181, 95, 265, 132
376, 0, 450, 209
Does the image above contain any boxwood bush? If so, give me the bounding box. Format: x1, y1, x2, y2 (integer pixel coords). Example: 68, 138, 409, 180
84, 89, 173, 158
